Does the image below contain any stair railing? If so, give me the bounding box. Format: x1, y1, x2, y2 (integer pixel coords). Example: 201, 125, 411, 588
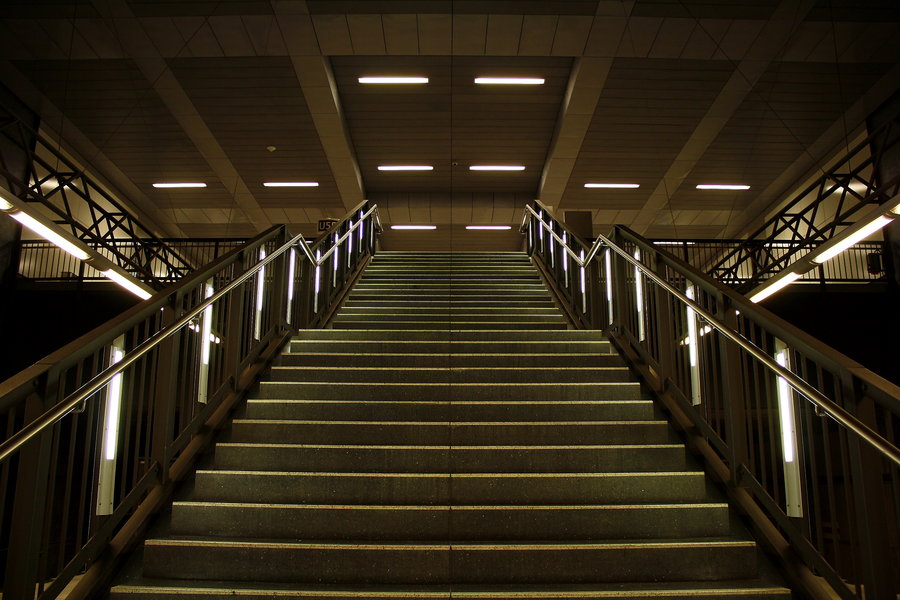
522, 200, 899, 600
0, 200, 380, 600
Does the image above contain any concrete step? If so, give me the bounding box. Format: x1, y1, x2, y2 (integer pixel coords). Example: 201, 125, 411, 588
228, 420, 674, 445
142, 539, 759, 584
331, 320, 570, 330
332, 312, 568, 323
287, 340, 613, 354
212, 443, 690, 473
191, 470, 709, 504
268, 366, 633, 383
170, 502, 731, 540
278, 352, 624, 368
242, 399, 653, 421
292, 330, 606, 341
256, 381, 645, 401
341, 299, 557, 308
334, 306, 562, 315
110, 581, 793, 600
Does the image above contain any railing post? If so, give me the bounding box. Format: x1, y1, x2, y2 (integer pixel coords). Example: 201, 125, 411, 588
151, 302, 180, 485
717, 296, 749, 485
651, 253, 676, 391
4, 389, 55, 599
841, 376, 895, 599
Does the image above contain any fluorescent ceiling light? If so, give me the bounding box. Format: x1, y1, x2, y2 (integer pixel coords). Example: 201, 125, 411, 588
474, 77, 545, 85
378, 165, 433, 171
359, 77, 428, 84
584, 183, 640, 189
811, 215, 893, 264
103, 268, 153, 300
696, 184, 750, 190
749, 272, 802, 303
469, 165, 525, 171
390, 225, 436, 230
466, 225, 511, 230
153, 182, 207, 188
10, 211, 89, 260
263, 182, 319, 187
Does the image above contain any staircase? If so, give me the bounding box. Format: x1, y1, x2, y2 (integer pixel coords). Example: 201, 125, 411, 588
111, 251, 791, 599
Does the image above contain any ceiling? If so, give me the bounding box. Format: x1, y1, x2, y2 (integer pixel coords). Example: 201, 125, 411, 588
1, 0, 898, 247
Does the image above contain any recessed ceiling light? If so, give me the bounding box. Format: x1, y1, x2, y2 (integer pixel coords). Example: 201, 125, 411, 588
466, 225, 512, 230
696, 184, 750, 190
469, 165, 526, 171
378, 165, 434, 171
584, 183, 640, 189
153, 182, 207, 188
263, 182, 319, 187
391, 225, 436, 230
474, 78, 545, 85
359, 77, 429, 84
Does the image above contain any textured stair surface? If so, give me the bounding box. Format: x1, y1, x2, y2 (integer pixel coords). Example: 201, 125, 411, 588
111, 251, 791, 599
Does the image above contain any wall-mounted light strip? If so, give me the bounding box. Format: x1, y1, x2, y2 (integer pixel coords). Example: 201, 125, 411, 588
391, 225, 436, 230
286, 248, 296, 325
584, 183, 640, 189
696, 184, 750, 190
469, 165, 525, 171
0, 197, 12, 210
359, 77, 429, 84
466, 225, 511, 230
634, 248, 646, 341
378, 165, 433, 171
198, 281, 214, 405
263, 182, 319, 187
152, 182, 207, 188
474, 77, 545, 85
96, 336, 125, 515
749, 271, 802, 303
10, 211, 89, 260
102, 268, 153, 300
812, 215, 893, 264
253, 248, 266, 340
774, 340, 803, 517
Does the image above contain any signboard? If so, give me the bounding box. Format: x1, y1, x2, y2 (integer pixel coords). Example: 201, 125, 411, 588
318, 218, 339, 232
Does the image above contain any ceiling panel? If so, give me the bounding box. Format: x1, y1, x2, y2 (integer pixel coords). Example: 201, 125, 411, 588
167, 56, 343, 212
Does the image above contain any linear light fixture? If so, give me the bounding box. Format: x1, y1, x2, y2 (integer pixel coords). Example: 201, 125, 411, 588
584, 183, 640, 189
696, 184, 750, 190
466, 225, 511, 230
812, 215, 893, 264
378, 165, 433, 171
749, 271, 802, 304
469, 165, 525, 171
152, 182, 207, 188
103, 268, 153, 300
0, 197, 12, 210
391, 225, 436, 230
10, 211, 89, 260
263, 182, 319, 187
359, 77, 429, 84
474, 77, 545, 85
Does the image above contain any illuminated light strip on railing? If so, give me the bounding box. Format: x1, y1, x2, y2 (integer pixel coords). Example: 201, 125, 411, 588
605, 250, 613, 325
562, 232, 568, 286
102, 268, 153, 300
333, 233, 339, 288
685, 285, 702, 406
254, 248, 266, 340
348, 221, 354, 259
313, 249, 321, 313
580, 250, 586, 314
198, 281, 214, 404
10, 210, 89, 260
633, 248, 645, 341
286, 249, 296, 325
97, 337, 125, 516
775, 342, 803, 517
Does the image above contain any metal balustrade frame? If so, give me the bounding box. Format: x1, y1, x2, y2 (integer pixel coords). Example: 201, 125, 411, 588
524, 200, 900, 600
0, 200, 380, 600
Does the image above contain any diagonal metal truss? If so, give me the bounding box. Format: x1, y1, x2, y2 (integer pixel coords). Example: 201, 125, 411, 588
0, 101, 195, 288
709, 111, 900, 292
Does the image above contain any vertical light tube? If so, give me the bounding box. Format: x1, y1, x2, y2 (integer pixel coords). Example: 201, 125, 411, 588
348, 220, 354, 258
580, 250, 587, 314
198, 280, 214, 403
359, 210, 365, 245
97, 336, 125, 515
538, 210, 544, 242
332, 233, 339, 287
634, 248, 645, 341
685, 284, 702, 406
605, 249, 613, 325
254, 248, 266, 340
775, 342, 803, 517
286, 248, 296, 325
313, 249, 321, 313
549, 227, 555, 268
562, 232, 568, 286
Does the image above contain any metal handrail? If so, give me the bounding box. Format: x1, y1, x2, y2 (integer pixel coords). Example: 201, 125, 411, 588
522, 202, 900, 467
0, 202, 381, 464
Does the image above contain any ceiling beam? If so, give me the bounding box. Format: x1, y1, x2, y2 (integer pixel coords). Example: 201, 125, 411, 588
90, 0, 272, 233
272, 1, 365, 213
629, 0, 816, 235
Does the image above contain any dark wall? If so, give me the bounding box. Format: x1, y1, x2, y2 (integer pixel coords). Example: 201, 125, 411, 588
760, 283, 898, 385
0, 285, 139, 382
